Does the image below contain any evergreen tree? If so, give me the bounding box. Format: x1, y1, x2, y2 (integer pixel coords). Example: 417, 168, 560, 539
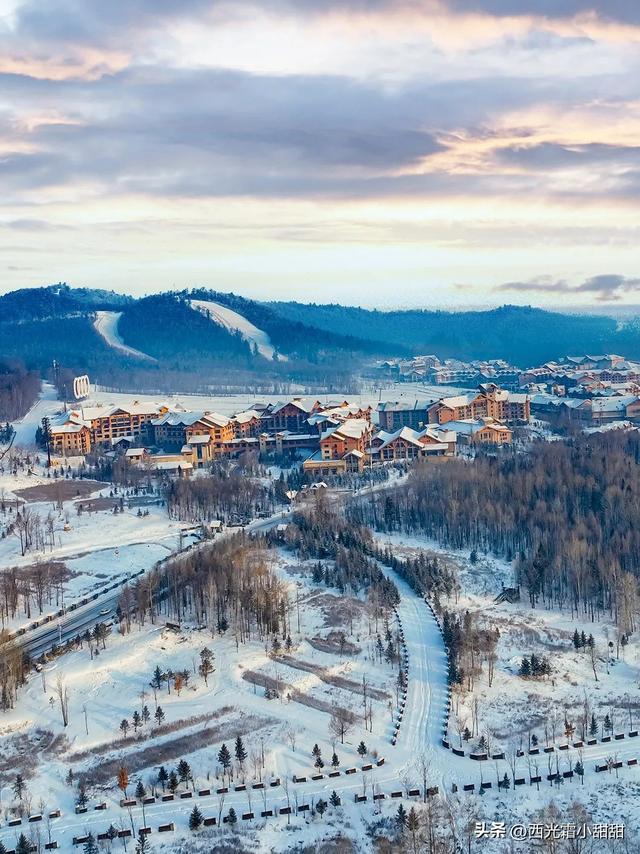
462, 727, 471, 742
395, 803, 407, 831
189, 804, 204, 831
501, 773, 510, 790
13, 773, 25, 799
158, 766, 168, 791
77, 783, 88, 807
135, 829, 151, 854
285, 635, 293, 653
177, 759, 192, 785
329, 790, 341, 807
604, 714, 612, 734
580, 631, 587, 648
235, 735, 247, 765
150, 665, 164, 693
316, 798, 327, 818
218, 743, 232, 773
572, 629, 581, 650
519, 657, 531, 678
120, 718, 130, 738
531, 733, 538, 747
227, 807, 237, 826
357, 741, 367, 757
83, 833, 99, 854
198, 648, 215, 685
15, 835, 31, 854
312, 743, 321, 759
141, 705, 151, 725
154, 706, 165, 726
168, 771, 179, 793
575, 760, 584, 784
132, 710, 142, 732
331, 751, 340, 768
590, 714, 598, 737
135, 780, 146, 800
314, 754, 324, 770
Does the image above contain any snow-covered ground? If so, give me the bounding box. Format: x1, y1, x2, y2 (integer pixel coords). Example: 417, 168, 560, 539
2, 537, 639, 853
93, 310, 157, 361
191, 299, 286, 361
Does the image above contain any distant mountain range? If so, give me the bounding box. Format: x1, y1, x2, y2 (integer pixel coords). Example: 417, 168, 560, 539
2, 284, 640, 392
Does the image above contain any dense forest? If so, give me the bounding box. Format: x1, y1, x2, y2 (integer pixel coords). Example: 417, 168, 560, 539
349, 434, 640, 631
0, 361, 40, 422
129, 535, 289, 643
277, 500, 399, 607
165, 465, 275, 524
118, 294, 253, 364
268, 301, 640, 365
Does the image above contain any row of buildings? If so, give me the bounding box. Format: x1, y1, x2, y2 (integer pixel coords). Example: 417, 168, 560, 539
47, 384, 524, 478
377, 356, 521, 389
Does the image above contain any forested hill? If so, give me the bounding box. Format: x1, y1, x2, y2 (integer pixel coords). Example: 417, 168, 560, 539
0, 283, 131, 321
267, 302, 640, 366
186, 288, 398, 359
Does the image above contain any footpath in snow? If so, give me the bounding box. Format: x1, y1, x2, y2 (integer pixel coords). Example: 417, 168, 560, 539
381, 563, 451, 784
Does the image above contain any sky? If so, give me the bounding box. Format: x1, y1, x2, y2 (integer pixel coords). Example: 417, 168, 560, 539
0, 0, 639, 308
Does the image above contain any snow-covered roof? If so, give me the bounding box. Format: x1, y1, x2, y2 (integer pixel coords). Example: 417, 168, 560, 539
125, 448, 146, 457
186, 434, 211, 444
592, 396, 638, 413
271, 397, 319, 415
321, 418, 371, 441
232, 409, 261, 424
378, 398, 438, 412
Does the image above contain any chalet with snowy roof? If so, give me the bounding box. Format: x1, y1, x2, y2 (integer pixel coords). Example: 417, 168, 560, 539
377, 398, 438, 431
49, 411, 92, 455
303, 418, 374, 477
444, 418, 513, 445
307, 401, 373, 433
427, 384, 530, 425
80, 401, 169, 446
150, 411, 233, 452
369, 426, 457, 463
591, 395, 640, 423
231, 409, 262, 438
261, 397, 322, 432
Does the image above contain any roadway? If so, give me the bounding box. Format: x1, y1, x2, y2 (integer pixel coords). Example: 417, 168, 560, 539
14, 511, 290, 660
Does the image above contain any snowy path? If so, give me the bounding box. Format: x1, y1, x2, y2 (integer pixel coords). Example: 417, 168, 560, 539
191, 299, 286, 361
93, 310, 157, 361
378, 562, 451, 786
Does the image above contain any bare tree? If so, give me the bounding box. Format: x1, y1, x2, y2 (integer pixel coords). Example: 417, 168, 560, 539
328, 705, 357, 744
55, 674, 69, 727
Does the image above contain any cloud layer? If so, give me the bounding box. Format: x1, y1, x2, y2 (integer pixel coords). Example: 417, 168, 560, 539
0, 0, 639, 304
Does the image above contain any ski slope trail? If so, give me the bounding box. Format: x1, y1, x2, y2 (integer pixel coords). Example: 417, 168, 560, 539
93, 310, 157, 361
380, 563, 451, 784
191, 298, 286, 361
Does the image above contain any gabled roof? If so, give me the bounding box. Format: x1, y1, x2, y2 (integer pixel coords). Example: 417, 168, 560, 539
271, 397, 320, 415
321, 418, 372, 442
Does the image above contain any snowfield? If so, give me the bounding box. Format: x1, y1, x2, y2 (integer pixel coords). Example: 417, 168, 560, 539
93, 310, 157, 361
191, 299, 286, 361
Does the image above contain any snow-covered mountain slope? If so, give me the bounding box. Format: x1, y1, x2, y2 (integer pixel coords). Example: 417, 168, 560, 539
190, 299, 286, 361
93, 310, 157, 361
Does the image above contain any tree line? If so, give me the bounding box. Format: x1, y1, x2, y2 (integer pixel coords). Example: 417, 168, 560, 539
350, 433, 640, 630
0, 360, 40, 422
